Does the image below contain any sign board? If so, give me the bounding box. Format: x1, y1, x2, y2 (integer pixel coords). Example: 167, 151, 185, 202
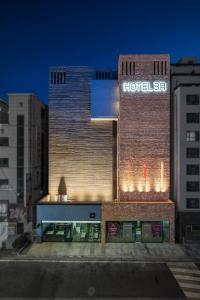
122, 81, 167, 93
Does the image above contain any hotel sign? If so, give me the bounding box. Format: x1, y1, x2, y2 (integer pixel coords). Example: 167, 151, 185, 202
122, 81, 167, 93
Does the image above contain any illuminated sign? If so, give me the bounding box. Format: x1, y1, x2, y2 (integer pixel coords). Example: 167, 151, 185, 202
122, 81, 167, 93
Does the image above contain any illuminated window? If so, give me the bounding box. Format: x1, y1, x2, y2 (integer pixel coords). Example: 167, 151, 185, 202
186, 131, 199, 142
0, 201, 8, 220
106, 221, 169, 243
42, 222, 100, 242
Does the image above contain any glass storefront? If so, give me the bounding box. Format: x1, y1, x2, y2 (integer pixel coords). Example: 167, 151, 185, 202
42, 221, 101, 242
41, 220, 170, 243
106, 220, 170, 243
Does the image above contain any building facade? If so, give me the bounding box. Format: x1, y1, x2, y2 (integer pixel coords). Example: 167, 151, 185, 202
0, 94, 48, 248
171, 57, 200, 242
48, 67, 116, 202
102, 54, 174, 243
37, 54, 175, 243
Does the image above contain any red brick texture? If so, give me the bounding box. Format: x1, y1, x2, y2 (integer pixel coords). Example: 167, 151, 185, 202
118, 54, 170, 201
101, 201, 175, 243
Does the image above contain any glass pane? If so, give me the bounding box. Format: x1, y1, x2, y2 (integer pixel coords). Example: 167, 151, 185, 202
142, 221, 163, 243
106, 221, 136, 242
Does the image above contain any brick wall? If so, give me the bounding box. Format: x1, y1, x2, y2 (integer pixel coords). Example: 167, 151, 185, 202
48, 67, 114, 202
101, 201, 175, 243
118, 54, 170, 201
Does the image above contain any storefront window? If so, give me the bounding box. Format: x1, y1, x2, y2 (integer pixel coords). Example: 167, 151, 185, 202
106, 221, 170, 243
42, 221, 100, 242
42, 223, 69, 242
72, 222, 100, 242
142, 221, 163, 243
106, 221, 137, 242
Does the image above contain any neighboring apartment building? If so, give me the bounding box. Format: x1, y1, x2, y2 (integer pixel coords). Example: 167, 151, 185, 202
36, 54, 175, 244
171, 57, 200, 242
0, 94, 48, 247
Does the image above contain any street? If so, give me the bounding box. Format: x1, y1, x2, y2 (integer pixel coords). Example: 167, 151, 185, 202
0, 261, 185, 299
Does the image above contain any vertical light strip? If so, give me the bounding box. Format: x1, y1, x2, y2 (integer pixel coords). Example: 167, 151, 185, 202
160, 161, 164, 192
143, 160, 147, 191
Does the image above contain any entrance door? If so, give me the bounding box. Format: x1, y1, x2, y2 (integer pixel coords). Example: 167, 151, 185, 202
185, 225, 192, 242
65, 223, 72, 241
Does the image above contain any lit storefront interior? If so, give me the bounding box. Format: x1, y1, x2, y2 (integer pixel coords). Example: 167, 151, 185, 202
36, 202, 102, 242
42, 221, 101, 242
106, 221, 170, 243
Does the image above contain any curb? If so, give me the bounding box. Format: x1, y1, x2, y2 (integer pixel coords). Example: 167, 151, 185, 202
1, 254, 200, 263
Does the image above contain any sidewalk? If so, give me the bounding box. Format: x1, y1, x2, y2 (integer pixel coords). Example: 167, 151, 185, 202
22, 242, 200, 261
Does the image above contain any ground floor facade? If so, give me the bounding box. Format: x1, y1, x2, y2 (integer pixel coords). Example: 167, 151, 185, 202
177, 211, 200, 243
36, 201, 175, 243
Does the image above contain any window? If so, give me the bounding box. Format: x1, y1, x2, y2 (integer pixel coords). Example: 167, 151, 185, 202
154, 62, 159, 75
186, 131, 199, 142
107, 221, 137, 242
186, 198, 200, 209
42, 222, 101, 242
187, 164, 199, 175
0, 137, 8, 146
187, 113, 199, 123
0, 201, 8, 221
126, 62, 128, 75
50, 71, 66, 84
153, 61, 167, 75
0, 111, 8, 124
19, 102, 23, 107
186, 181, 199, 192
0, 202, 8, 215
186, 95, 199, 105
0, 179, 9, 189
106, 220, 169, 243
95, 71, 114, 80
187, 148, 199, 158
0, 158, 8, 167
17, 115, 24, 204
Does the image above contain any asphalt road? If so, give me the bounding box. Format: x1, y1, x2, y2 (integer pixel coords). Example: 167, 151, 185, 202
0, 261, 185, 299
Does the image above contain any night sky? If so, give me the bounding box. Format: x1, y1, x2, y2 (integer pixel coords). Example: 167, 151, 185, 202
0, 0, 200, 104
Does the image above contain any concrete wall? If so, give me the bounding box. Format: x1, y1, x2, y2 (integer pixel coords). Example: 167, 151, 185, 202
0, 94, 48, 235
174, 86, 200, 212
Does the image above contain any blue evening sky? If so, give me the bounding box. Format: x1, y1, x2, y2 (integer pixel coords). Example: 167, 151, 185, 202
0, 0, 200, 103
